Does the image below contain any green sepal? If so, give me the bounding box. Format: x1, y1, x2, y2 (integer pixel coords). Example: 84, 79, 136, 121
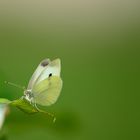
11, 98, 39, 114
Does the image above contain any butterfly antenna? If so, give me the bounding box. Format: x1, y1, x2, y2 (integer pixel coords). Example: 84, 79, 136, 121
4, 81, 26, 90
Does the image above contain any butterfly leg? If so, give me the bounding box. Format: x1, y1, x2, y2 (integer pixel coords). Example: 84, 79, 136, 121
33, 100, 39, 110
33, 101, 56, 123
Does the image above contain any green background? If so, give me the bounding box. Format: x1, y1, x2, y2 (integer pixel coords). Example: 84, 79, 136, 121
0, 1, 140, 140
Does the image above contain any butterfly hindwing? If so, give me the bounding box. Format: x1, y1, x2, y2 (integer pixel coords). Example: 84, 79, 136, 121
32, 76, 63, 106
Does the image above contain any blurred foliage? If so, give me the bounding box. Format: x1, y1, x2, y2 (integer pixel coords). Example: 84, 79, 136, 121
0, 128, 8, 140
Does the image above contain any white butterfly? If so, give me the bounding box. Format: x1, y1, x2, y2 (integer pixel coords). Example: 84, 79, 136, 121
23, 58, 63, 106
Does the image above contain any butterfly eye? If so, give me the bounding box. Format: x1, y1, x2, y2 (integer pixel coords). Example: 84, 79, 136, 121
49, 73, 52, 77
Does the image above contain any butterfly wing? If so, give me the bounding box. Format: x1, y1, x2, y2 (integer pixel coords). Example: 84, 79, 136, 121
29, 58, 62, 106
27, 58, 51, 90
32, 76, 63, 106
34, 58, 61, 86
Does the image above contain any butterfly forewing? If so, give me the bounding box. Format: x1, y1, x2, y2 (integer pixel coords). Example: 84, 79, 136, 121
34, 59, 61, 86
27, 59, 50, 90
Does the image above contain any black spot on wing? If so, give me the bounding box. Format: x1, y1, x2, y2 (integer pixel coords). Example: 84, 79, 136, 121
41, 59, 49, 67
49, 73, 52, 77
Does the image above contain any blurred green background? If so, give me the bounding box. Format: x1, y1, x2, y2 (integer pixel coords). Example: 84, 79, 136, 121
0, 0, 140, 140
